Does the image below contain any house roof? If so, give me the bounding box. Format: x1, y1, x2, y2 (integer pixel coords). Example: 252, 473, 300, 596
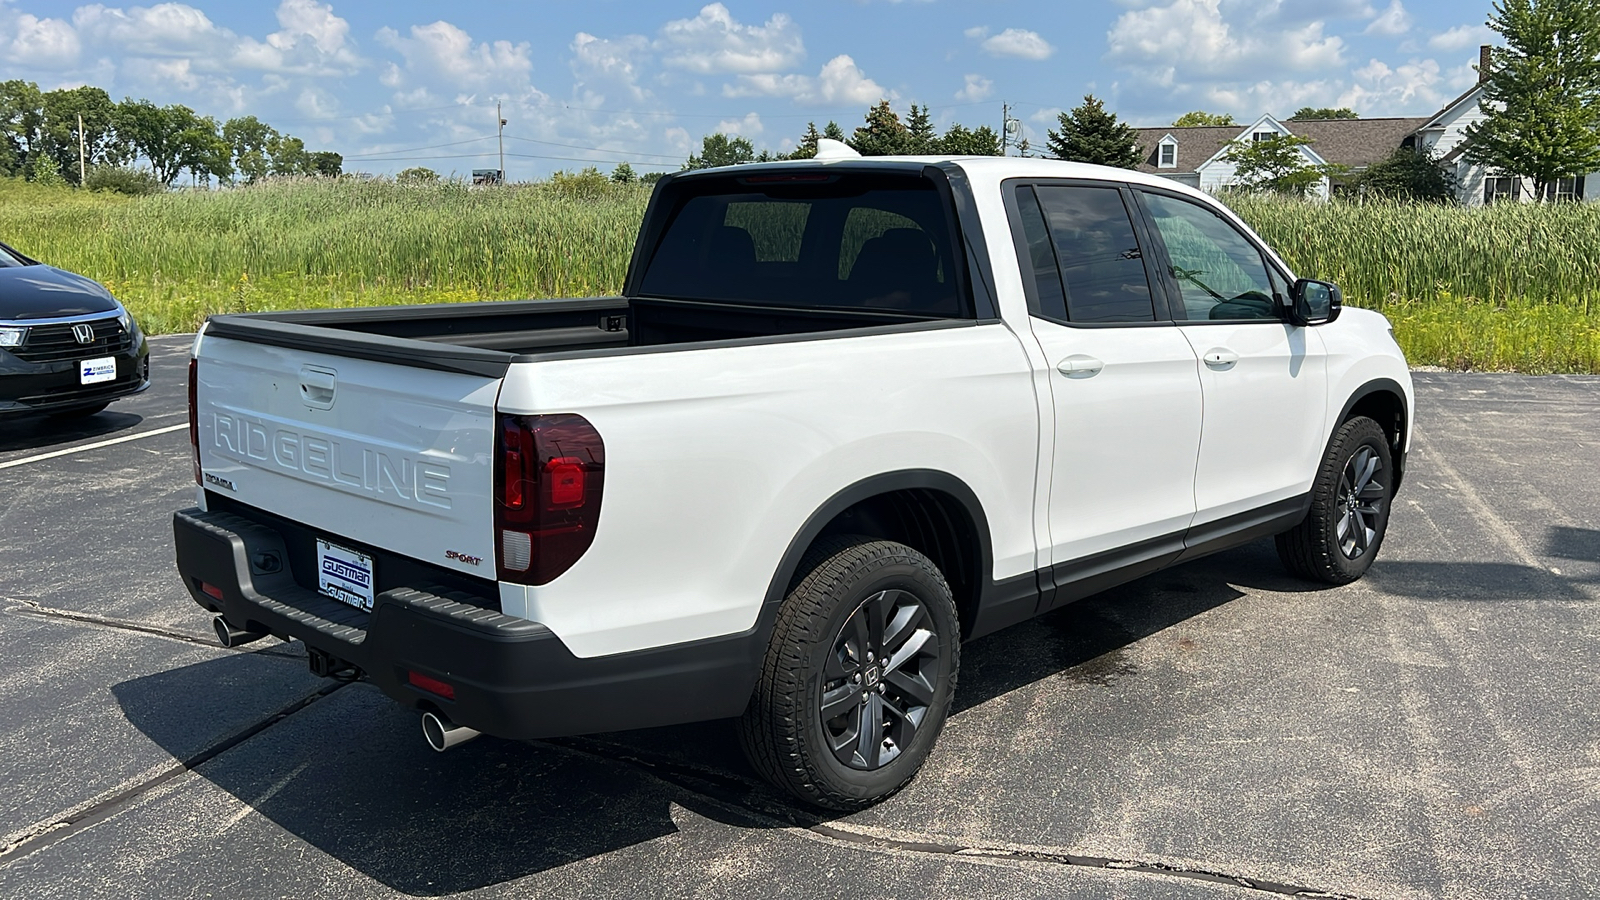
1132, 116, 1432, 174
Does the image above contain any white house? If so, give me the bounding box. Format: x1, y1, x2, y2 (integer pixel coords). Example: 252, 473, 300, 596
1133, 47, 1600, 206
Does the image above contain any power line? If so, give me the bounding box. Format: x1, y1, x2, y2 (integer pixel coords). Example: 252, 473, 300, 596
340, 135, 498, 160
337, 149, 674, 170
502, 134, 684, 161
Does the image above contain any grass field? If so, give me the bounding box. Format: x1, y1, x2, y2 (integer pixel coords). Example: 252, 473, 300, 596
2, 176, 1597, 373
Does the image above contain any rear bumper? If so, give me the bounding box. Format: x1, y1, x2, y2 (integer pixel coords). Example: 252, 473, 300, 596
172, 507, 760, 739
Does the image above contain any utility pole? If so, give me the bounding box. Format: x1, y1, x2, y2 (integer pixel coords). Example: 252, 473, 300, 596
1000, 102, 1009, 156
77, 114, 87, 186
497, 101, 506, 183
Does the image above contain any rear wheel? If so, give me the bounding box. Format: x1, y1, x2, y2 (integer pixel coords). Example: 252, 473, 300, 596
1276, 416, 1393, 584
739, 536, 958, 810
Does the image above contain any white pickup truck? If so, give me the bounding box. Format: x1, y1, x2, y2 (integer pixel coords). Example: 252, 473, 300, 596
174, 149, 1412, 809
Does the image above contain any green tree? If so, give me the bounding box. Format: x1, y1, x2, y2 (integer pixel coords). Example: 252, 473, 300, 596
1465, 0, 1600, 200
905, 104, 937, 154
0, 80, 45, 177
29, 151, 67, 187
1172, 111, 1236, 127
223, 116, 280, 183
822, 121, 846, 142
41, 86, 126, 184
1222, 133, 1345, 196
1289, 107, 1359, 120
684, 132, 755, 169
1047, 95, 1141, 168
790, 121, 822, 159
306, 151, 342, 177
117, 100, 207, 185
1351, 146, 1458, 202
850, 100, 910, 156
177, 116, 233, 185
397, 166, 439, 184
268, 134, 309, 176
610, 162, 637, 184
938, 123, 1002, 155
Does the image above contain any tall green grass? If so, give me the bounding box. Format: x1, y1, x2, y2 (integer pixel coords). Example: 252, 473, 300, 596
0, 177, 649, 334
1226, 194, 1600, 373
2, 177, 1598, 372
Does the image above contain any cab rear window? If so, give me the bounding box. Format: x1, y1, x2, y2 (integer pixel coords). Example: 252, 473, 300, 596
638, 175, 969, 317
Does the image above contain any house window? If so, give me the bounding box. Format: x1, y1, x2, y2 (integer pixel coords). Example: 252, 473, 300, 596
1158, 142, 1177, 168
1484, 176, 1521, 204
1553, 177, 1580, 202
1252, 131, 1276, 143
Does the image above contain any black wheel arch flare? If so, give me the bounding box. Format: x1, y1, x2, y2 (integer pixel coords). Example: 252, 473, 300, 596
760, 470, 996, 645
1331, 378, 1410, 495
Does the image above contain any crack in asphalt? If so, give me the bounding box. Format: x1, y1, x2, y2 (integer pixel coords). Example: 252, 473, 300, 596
0, 683, 346, 867
554, 736, 1375, 900
0, 595, 303, 660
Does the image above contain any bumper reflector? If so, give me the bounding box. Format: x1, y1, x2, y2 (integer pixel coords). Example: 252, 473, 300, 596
200, 581, 224, 600
408, 670, 456, 700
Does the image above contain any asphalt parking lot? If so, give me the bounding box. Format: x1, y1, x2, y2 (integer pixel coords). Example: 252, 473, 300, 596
0, 334, 1595, 899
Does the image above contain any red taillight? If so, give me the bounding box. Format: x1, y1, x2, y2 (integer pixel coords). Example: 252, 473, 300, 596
188, 356, 200, 485
545, 457, 585, 508
407, 670, 456, 700
200, 581, 223, 600
494, 413, 605, 585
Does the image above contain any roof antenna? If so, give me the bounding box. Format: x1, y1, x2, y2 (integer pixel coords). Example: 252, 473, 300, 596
814, 138, 861, 160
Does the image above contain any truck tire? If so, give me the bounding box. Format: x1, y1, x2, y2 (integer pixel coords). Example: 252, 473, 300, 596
739, 536, 959, 810
1276, 415, 1393, 585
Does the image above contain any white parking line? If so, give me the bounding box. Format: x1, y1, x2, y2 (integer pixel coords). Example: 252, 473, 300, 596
0, 423, 188, 471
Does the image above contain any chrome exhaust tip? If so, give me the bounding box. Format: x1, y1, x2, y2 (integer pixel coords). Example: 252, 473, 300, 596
422, 711, 480, 752
213, 616, 267, 648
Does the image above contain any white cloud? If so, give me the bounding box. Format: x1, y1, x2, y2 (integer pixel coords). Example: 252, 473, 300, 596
1429, 23, 1495, 52
955, 73, 992, 102
570, 32, 652, 102
725, 54, 890, 106
658, 3, 803, 74
377, 20, 532, 90
716, 111, 763, 137
72, 3, 226, 57
1363, 0, 1410, 37
1108, 0, 1345, 79
979, 28, 1054, 61
0, 7, 80, 67
233, 0, 361, 75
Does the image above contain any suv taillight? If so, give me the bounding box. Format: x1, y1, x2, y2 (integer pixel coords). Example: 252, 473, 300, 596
495, 413, 605, 585
188, 356, 200, 485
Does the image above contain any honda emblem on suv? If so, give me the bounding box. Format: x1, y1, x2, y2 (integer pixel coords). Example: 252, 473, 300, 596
72, 323, 94, 344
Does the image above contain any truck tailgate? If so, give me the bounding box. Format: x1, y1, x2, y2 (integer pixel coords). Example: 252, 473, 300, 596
194, 334, 500, 584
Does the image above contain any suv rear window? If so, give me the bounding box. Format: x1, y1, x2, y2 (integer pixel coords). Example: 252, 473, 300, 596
638, 175, 967, 317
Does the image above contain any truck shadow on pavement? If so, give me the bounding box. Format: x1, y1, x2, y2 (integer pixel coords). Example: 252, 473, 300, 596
110, 536, 1591, 895
0, 410, 144, 453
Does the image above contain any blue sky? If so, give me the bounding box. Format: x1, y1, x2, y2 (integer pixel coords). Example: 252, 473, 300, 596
0, 0, 1498, 178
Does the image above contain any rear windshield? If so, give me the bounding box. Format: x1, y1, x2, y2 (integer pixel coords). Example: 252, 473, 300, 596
638, 174, 968, 317
0, 243, 28, 267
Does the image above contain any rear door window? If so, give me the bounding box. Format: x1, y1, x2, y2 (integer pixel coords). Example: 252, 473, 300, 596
638, 175, 967, 317
1013, 184, 1157, 324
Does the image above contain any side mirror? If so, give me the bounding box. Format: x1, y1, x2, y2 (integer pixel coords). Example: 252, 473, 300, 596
1289, 278, 1342, 327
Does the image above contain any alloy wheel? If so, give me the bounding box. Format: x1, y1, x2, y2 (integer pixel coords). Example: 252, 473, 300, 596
819, 589, 942, 771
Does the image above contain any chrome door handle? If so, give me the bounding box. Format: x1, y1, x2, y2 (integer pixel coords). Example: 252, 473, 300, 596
1203, 349, 1239, 369
1056, 355, 1104, 378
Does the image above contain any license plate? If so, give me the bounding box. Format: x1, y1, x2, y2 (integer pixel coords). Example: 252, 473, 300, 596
317, 539, 375, 612
80, 357, 116, 385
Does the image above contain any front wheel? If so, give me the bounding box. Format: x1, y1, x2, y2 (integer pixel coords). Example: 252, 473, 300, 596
739, 536, 959, 810
1276, 415, 1394, 584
